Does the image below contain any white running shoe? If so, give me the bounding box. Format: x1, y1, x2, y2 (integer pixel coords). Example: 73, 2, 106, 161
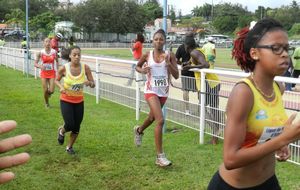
156, 153, 172, 167
134, 125, 143, 146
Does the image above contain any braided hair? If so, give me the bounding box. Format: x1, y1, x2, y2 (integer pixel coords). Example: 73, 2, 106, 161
232, 18, 285, 72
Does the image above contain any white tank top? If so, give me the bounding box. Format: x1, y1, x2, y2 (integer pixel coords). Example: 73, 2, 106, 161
144, 50, 169, 97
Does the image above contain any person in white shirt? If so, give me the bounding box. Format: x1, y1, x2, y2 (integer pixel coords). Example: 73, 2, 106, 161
134, 29, 179, 167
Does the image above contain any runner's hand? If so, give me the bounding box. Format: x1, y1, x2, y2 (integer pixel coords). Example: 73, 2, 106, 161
276, 145, 290, 161
282, 113, 300, 143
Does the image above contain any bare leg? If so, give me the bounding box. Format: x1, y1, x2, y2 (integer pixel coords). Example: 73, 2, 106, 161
41, 78, 49, 105
68, 132, 78, 148
145, 96, 165, 154
48, 78, 55, 95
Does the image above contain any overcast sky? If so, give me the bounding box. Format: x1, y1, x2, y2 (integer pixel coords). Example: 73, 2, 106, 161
158, 0, 297, 15
69, 0, 297, 15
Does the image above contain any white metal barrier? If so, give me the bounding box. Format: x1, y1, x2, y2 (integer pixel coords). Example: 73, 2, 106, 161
1, 46, 300, 166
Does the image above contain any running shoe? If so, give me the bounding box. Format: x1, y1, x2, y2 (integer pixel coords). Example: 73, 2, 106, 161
156, 153, 172, 167
134, 125, 143, 147
66, 147, 75, 155
57, 127, 64, 145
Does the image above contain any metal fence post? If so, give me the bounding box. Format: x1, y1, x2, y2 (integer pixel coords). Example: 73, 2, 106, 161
22, 49, 25, 74
14, 48, 16, 70
96, 59, 100, 104
135, 70, 140, 121
199, 70, 206, 144
162, 105, 167, 133
6, 47, 8, 68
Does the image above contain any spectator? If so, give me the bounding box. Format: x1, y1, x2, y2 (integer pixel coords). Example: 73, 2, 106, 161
175, 33, 196, 115
0, 37, 5, 46
127, 33, 145, 86
68, 36, 76, 48
292, 46, 300, 90
282, 57, 294, 91
202, 36, 216, 66
183, 37, 221, 144
51, 33, 63, 56
21, 36, 27, 49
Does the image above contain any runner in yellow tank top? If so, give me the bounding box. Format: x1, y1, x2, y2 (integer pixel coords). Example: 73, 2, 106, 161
55, 46, 95, 155
208, 18, 300, 190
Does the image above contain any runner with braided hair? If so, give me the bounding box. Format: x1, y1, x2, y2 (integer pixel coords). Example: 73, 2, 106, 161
208, 18, 300, 190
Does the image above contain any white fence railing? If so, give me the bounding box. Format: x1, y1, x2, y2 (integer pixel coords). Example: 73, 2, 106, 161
1, 46, 300, 166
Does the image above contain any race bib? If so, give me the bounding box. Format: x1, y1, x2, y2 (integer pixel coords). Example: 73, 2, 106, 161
70, 83, 84, 92
66, 83, 84, 96
151, 76, 168, 87
43, 63, 53, 71
257, 126, 284, 144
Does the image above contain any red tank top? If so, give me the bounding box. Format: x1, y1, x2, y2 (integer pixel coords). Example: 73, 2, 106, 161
40, 49, 57, 78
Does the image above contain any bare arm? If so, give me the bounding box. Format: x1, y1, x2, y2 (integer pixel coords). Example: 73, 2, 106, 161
213, 48, 216, 57
223, 83, 300, 170
34, 52, 42, 69
55, 66, 66, 93
184, 49, 209, 70
135, 52, 150, 74
55, 54, 59, 70
84, 64, 95, 88
166, 52, 179, 79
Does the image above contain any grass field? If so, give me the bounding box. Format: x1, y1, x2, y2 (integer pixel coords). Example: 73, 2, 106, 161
81, 48, 239, 70
0, 65, 299, 189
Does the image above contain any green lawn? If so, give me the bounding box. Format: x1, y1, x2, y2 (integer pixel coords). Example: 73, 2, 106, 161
82, 48, 239, 70
0, 66, 299, 190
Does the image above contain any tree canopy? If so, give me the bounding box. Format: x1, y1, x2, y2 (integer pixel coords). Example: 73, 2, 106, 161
1, 0, 300, 40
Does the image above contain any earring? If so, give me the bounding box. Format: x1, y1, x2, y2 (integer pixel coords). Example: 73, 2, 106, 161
253, 57, 258, 60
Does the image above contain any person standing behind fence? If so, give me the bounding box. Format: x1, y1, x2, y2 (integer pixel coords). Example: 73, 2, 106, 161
282, 57, 294, 91
34, 38, 59, 108
0, 37, 5, 47
68, 36, 76, 48
51, 33, 63, 57
127, 33, 145, 86
55, 46, 95, 155
292, 46, 300, 90
208, 18, 300, 190
134, 29, 179, 167
183, 37, 221, 144
21, 36, 27, 49
202, 36, 216, 66
175, 33, 196, 115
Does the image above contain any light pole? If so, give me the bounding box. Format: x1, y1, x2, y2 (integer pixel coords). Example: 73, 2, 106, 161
211, 0, 214, 21
25, 0, 29, 77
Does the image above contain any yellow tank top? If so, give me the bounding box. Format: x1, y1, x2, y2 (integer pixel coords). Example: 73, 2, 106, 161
60, 63, 86, 103
241, 78, 288, 148
191, 48, 219, 91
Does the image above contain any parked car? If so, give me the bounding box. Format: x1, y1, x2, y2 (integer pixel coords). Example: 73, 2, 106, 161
4, 30, 25, 41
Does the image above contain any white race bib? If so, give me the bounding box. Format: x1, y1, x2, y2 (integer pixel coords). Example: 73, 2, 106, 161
43, 63, 53, 71
257, 126, 284, 144
151, 75, 168, 87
